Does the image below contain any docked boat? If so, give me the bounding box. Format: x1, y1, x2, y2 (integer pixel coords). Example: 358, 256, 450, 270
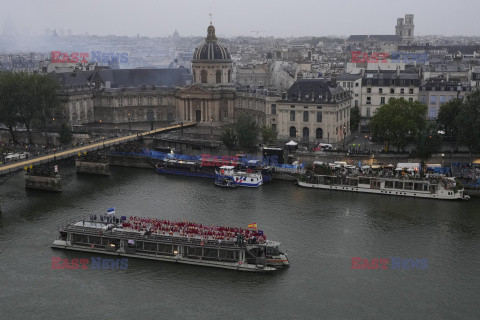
155, 159, 216, 179
216, 166, 263, 188
214, 176, 238, 188
298, 174, 468, 200
52, 215, 289, 272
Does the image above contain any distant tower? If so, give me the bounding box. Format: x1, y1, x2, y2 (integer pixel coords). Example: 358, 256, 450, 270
396, 14, 414, 45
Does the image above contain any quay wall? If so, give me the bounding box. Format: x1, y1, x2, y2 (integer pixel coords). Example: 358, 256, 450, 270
75, 160, 110, 176
25, 174, 62, 192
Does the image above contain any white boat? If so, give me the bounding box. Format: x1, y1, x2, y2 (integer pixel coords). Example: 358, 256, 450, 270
298, 174, 468, 200
215, 166, 263, 188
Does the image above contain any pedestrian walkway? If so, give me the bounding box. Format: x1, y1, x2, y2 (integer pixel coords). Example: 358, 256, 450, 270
0, 123, 195, 176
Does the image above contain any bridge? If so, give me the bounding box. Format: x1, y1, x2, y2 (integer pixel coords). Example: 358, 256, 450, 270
0, 122, 196, 176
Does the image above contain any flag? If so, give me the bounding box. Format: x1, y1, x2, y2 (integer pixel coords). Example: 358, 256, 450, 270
248, 223, 257, 229
107, 207, 115, 215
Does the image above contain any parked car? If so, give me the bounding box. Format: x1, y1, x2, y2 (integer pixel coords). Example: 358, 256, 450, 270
312, 143, 333, 151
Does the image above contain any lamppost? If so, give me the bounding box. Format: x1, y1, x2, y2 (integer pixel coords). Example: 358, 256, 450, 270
342, 126, 346, 151
364, 134, 368, 152
53, 148, 56, 160
99, 119, 103, 141
127, 113, 131, 132
210, 117, 213, 137
441, 153, 445, 167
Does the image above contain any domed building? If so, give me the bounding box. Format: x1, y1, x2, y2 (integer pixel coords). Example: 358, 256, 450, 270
176, 23, 236, 125
192, 23, 232, 85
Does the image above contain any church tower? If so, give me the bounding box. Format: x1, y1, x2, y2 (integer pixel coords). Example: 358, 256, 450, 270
396, 14, 414, 45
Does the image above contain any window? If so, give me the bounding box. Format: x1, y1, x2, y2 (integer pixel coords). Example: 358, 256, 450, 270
380, 97, 385, 105
366, 107, 371, 117
317, 111, 322, 123
355, 100, 358, 107
355, 82, 359, 87
400, 88, 405, 94
302, 127, 309, 141
316, 128, 323, 139
290, 126, 297, 138
439, 96, 446, 105
366, 97, 371, 105
201, 70, 207, 83
390, 88, 395, 94
271, 104, 276, 114
336, 112, 338, 122
303, 111, 309, 122
216, 70, 222, 83
430, 95, 437, 105
409, 98, 413, 102
367, 88, 371, 93
409, 88, 414, 94
290, 110, 295, 121
272, 124, 277, 131
420, 95, 427, 104
429, 107, 437, 120
379, 88, 383, 94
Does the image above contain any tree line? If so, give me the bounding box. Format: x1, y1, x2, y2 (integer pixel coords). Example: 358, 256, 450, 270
369, 90, 480, 161
0, 71, 63, 146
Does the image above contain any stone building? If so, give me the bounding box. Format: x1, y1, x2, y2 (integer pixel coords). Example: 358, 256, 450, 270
419, 77, 471, 120
267, 79, 352, 144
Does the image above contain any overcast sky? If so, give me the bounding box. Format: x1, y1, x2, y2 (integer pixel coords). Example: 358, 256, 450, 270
2, 0, 480, 38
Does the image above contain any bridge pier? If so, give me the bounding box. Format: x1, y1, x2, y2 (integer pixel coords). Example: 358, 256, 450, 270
75, 159, 110, 176
25, 172, 62, 192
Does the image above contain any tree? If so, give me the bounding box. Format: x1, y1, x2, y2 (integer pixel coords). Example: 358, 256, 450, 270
33, 74, 61, 146
17, 72, 37, 144
413, 122, 443, 174
0, 71, 22, 144
370, 98, 427, 151
235, 113, 259, 152
350, 106, 360, 131
437, 98, 462, 150
457, 89, 480, 155
59, 123, 73, 145
261, 125, 278, 146
220, 127, 236, 152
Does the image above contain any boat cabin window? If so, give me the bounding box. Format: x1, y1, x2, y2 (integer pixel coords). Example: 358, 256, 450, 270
414, 183, 424, 191
394, 181, 403, 189
385, 181, 394, 189
404, 182, 413, 190
266, 246, 280, 256
359, 178, 370, 185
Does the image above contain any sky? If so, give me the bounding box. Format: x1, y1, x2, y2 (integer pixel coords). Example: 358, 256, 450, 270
1, 0, 480, 38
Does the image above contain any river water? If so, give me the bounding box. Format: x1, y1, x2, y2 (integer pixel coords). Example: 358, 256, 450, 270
0, 165, 479, 319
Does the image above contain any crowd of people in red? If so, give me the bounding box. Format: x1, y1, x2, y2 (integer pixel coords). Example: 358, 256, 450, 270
121, 217, 266, 244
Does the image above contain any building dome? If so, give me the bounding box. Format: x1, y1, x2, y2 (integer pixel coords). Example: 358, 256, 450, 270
193, 23, 231, 61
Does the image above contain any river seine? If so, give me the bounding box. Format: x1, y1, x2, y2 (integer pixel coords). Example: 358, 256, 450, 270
0, 165, 479, 319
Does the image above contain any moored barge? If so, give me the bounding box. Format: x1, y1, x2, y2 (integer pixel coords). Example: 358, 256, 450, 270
52, 215, 289, 272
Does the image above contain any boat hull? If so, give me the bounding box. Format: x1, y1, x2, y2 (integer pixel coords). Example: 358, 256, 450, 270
51, 240, 275, 272
156, 167, 215, 179
298, 181, 464, 200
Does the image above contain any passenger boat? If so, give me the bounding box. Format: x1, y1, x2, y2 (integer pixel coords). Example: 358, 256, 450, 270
52, 215, 289, 272
215, 166, 263, 188
298, 174, 468, 200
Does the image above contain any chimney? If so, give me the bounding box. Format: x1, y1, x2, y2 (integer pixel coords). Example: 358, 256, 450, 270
446, 74, 450, 82
396, 66, 400, 76
361, 68, 365, 76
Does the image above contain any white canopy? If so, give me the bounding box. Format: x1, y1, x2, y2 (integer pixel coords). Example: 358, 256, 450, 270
286, 140, 298, 146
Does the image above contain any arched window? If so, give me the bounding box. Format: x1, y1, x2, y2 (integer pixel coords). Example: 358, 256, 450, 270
201, 70, 207, 84
316, 128, 323, 139
289, 126, 297, 138
228, 70, 231, 83
193, 71, 196, 83
216, 70, 222, 83
303, 127, 309, 141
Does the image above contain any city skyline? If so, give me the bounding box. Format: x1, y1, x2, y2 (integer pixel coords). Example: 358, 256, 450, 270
2, 0, 480, 38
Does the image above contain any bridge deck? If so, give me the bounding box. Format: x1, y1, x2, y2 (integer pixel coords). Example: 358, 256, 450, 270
0, 123, 196, 176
